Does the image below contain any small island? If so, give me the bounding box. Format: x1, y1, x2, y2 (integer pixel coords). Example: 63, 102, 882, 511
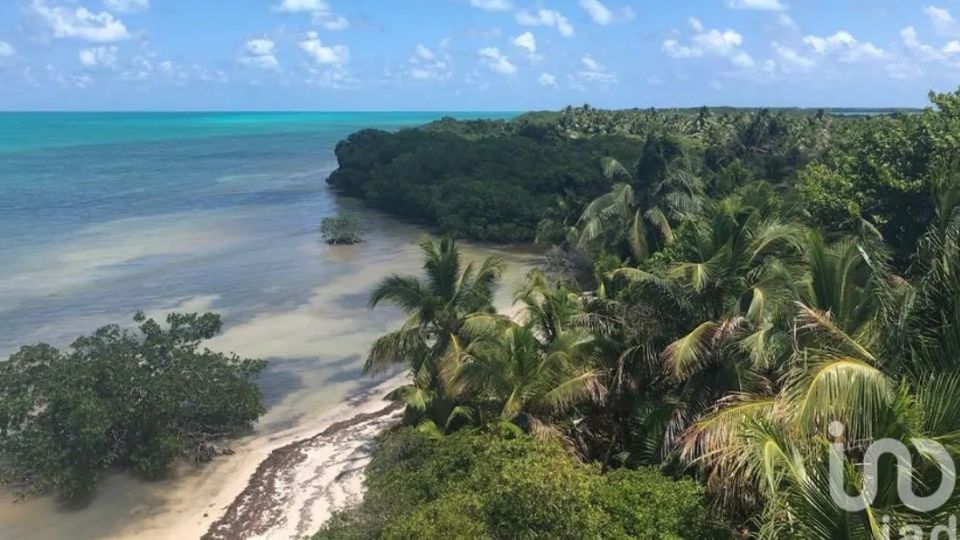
319, 213, 366, 245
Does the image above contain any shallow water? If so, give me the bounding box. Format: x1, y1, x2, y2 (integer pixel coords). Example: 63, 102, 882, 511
0, 112, 535, 539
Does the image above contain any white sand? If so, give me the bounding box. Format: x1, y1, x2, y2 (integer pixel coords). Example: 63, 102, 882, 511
102, 372, 409, 540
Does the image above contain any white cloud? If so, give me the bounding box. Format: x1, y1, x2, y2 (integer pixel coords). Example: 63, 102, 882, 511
647, 74, 663, 85
305, 65, 355, 88
886, 62, 924, 80
415, 44, 436, 61
31, 0, 130, 42
777, 14, 798, 30
900, 25, 960, 63
46, 64, 94, 88
726, 0, 786, 11
192, 64, 229, 83
275, 0, 349, 30
300, 31, 349, 65
404, 43, 452, 81
79, 45, 118, 68
901, 26, 939, 60
802, 31, 884, 62
513, 31, 536, 54
275, 0, 328, 12
579, 0, 614, 25
662, 18, 754, 68
571, 54, 617, 87
319, 15, 349, 30
0, 41, 15, 57
119, 53, 193, 84
516, 9, 574, 37
103, 0, 148, 13
771, 42, 814, 71
478, 46, 517, 74
157, 60, 190, 84
925, 6, 957, 35
581, 55, 603, 71
239, 38, 279, 70
538, 72, 557, 86
59, 74, 94, 88
469, 0, 513, 11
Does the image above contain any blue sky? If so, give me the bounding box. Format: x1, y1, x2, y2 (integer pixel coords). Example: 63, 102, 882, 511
0, 0, 958, 110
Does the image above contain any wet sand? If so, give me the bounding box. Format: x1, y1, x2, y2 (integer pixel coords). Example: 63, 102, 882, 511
0, 222, 537, 540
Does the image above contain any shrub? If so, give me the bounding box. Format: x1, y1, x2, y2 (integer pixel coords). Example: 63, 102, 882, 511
320, 213, 366, 244
0, 312, 265, 499
313, 428, 711, 540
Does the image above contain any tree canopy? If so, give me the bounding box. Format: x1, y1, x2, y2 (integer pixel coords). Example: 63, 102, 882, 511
320, 213, 366, 244
313, 428, 712, 540
327, 88, 960, 539
0, 312, 265, 499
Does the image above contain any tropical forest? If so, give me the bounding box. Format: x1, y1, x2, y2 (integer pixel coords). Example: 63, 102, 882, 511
315, 89, 960, 539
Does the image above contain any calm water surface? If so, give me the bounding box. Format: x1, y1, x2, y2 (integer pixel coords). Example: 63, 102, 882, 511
0, 112, 536, 539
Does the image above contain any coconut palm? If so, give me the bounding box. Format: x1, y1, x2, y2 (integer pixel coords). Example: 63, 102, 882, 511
512, 268, 581, 342
440, 316, 604, 439
582, 192, 803, 464
577, 133, 706, 261
365, 236, 505, 422
676, 174, 960, 536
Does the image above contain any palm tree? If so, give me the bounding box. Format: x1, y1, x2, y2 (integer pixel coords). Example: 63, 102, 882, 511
585, 191, 803, 466
365, 236, 505, 423
676, 174, 960, 536
441, 316, 604, 439
577, 133, 706, 261
512, 268, 581, 342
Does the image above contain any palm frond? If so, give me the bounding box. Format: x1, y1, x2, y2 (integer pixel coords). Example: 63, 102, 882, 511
662, 321, 721, 380
368, 275, 431, 312
785, 353, 893, 439
365, 322, 427, 374
539, 369, 606, 412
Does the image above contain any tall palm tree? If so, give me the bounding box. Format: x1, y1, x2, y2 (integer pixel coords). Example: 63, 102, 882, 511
365, 237, 505, 423
577, 133, 706, 261
512, 268, 581, 343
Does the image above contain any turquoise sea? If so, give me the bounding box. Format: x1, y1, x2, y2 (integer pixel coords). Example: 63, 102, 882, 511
0, 112, 537, 540
0, 111, 517, 355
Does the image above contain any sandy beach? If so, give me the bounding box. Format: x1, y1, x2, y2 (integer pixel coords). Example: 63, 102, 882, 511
87, 371, 410, 540
165, 307, 530, 540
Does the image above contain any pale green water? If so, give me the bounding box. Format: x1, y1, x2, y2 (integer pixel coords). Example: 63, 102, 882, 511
0, 112, 535, 539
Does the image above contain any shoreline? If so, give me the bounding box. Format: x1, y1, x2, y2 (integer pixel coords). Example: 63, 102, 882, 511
105, 371, 410, 540
203, 399, 404, 539
195, 305, 529, 539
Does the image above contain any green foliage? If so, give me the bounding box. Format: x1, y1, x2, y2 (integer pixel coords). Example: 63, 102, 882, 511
795, 162, 862, 225
313, 428, 711, 540
328, 93, 960, 256
366, 237, 505, 429
333, 89, 960, 539
319, 212, 365, 244
327, 126, 645, 242
595, 469, 712, 540
0, 312, 265, 499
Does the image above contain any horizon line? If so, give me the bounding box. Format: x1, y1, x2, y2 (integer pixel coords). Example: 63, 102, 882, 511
0, 106, 927, 114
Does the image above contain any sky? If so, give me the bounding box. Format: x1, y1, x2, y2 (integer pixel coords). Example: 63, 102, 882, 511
0, 0, 959, 111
